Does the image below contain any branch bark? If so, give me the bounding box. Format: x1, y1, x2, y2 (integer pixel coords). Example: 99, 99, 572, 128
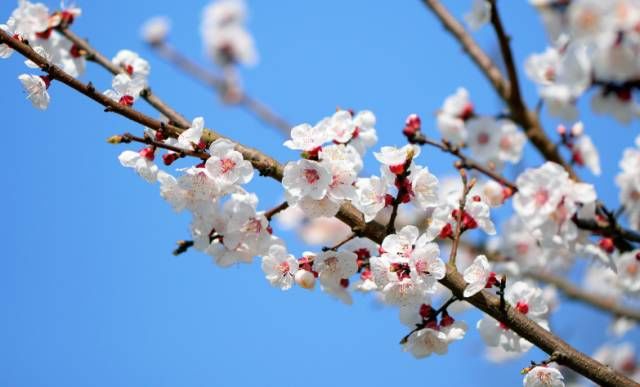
1, 29, 637, 387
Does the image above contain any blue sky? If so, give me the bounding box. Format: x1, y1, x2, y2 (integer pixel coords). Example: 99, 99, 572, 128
1, 1, 638, 386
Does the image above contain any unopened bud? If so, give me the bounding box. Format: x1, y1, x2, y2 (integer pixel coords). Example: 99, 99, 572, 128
107, 135, 124, 144
598, 238, 615, 254
295, 270, 316, 290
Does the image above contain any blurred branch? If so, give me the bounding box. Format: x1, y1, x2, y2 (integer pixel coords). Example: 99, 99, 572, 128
149, 41, 292, 135
2, 28, 637, 387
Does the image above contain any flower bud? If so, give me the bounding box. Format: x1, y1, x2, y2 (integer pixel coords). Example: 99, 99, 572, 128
295, 270, 316, 290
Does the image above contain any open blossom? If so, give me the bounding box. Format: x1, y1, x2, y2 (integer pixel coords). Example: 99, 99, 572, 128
177, 117, 205, 150
18, 73, 50, 110
104, 73, 146, 106
411, 166, 439, 210
204, 138, 254, 189
314, 250, 358, 287
513, 162, 596, 229
0, 18, 17, 58
141, 16, 171, 45
462, 255, 495, 298
282, 159, 331, 201
617, 135, 640, 230
284, 122, 328, 154
436, 87, 473, 143
261, 244, 298, 290
374, 144, 420, 175
593, 342, 639, 377
404, 321, 467, 358
200, 0, 257, 66
466, 117, 526, 166
323, 109, 378, 155
118, 149, 159, 183
157, 169, 220, 212
477, 281, 549, 353
425, 196, 496, 241
572, 133, 601, 175
10, 0, 49, 39
523, 366, 565, 387
353, 175, 388, 222
617, 250, 640, 294
319, 144, 361, 202
112, 50, 150, 81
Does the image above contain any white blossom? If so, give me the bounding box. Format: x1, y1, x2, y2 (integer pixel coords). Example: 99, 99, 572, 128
18, 73, 50, 110
261, 244, 298, 290
523, 366, 565, 387
141, 16, 171, 44
118, 150, 158, 183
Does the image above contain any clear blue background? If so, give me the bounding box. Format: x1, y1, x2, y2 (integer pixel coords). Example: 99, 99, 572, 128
1, 1, 638, 386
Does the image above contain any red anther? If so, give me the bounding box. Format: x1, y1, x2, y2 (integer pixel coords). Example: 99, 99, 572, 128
69, 43, 83, 58
616, 88, 633, 102
360, 268, 373, 280
119, 95, 134, 106
440, 312, 454, 327
162, 152, 179, 166
35, 28, 53, 39
351, 126, 360, 139
39, 75, 52, 89
502, 186, 514, 200
139, 147, 155, 161
572, 150, 585, 166
384, 194, 395, 206
425, 319, 438, 330
419, 304, 433, 319
389, 163, 405, 175
598, 238, 615, 254
354, 247, 371, 261
485, 272, 498, 288
438, 223, 453, 239
459, 102, 474, 120
515, 301, 529, 315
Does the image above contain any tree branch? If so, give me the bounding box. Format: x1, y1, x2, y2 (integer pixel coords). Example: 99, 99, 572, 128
148, 40, 292, 135
527, 270, 640, 323
2, 29, 637, 387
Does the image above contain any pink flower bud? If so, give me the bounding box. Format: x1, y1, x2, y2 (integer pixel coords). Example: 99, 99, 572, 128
295, 270, 316, 290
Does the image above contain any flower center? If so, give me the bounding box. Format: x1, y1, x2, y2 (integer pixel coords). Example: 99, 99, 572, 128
277, 261, 290, 274
515, 301, 529, 314
477, 132, 490, 145
534, 189, 549, 207
219, 158, 236, 174
303, 168, 320, 184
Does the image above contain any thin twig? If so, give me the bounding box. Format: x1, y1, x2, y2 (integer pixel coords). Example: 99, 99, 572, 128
263, 201, 289, 221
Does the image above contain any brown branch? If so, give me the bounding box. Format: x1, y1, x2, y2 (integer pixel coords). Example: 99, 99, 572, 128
421, 0, 578, 180
264, 201, 289, 221
449, 169, 471, 268
115, 133, 210, 160
149, 40, 292, 135
2, 29, 637, 387
527, 271, 640, 323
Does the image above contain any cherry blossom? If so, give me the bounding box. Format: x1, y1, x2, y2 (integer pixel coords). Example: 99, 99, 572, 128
374, 144, 420, 175
404, 321, 467, 358
477, 281, 549, 353
104, 73, 146, 106
410, 166, 439, 210
282, 159, 331, 201
200, 0, 257, 66
10, 0, 49, 40
353, 175, 389, 222
462, 255, 496, 298
261, 244, 298, 290
176, 117, 205, 150
523, 366, 565, 387
283, 122, 328, 154
204, 138, 254, 189
0, 18, 17, 59
118, 149, 159, 183
112, 50, 150, 81
314, 250, 358, 288
436, 87, 473, 144
18, 73, 50, 110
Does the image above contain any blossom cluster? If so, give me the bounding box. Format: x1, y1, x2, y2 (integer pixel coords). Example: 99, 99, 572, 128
527, 0, 640, 122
